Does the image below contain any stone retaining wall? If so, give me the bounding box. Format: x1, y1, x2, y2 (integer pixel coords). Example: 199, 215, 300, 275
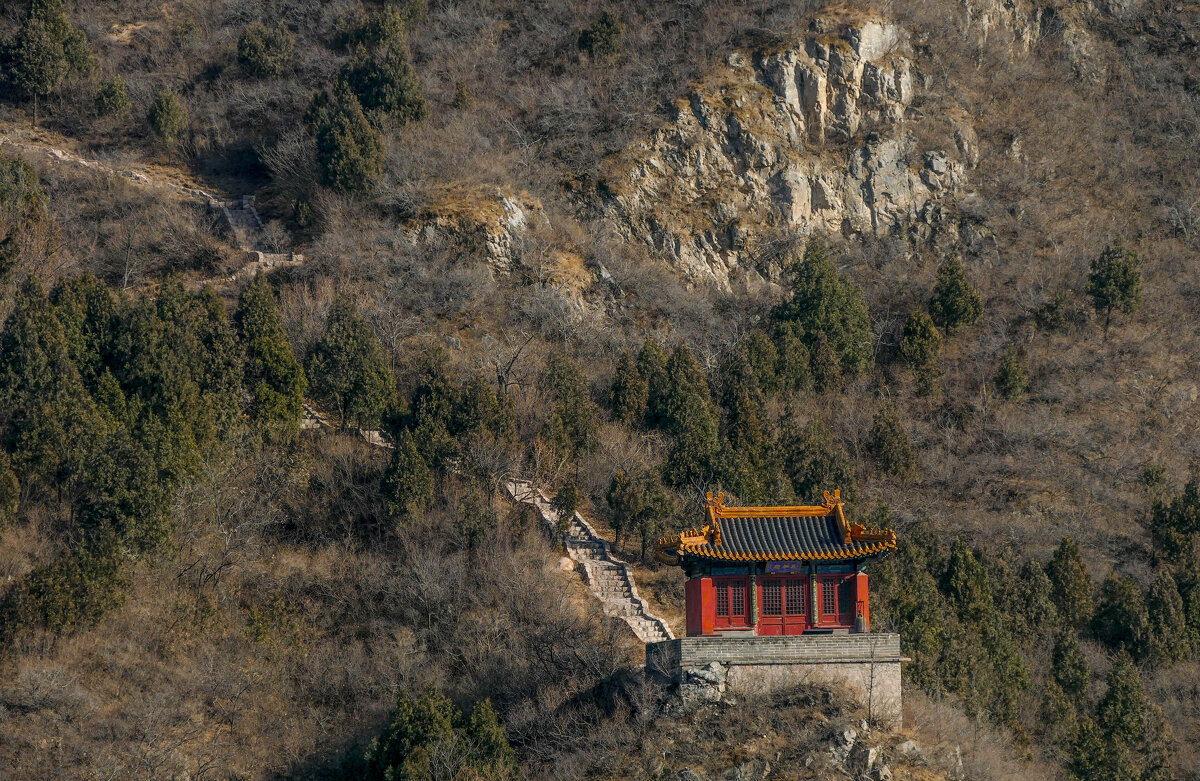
648, 634, 904, 725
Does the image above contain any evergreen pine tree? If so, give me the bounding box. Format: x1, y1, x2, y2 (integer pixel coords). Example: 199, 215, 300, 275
1087, 240, 1142, 337
1014, 558, 1059, 635
927, 254, 983, 332
540, 349, 598, 461
1145, 570, 1196, 663
994, 343, 1028, 400
462, 699, 518, 780
943, 537, 993, 622
660, 344, 719, 488
578, 11, 624, 57
1051, 629, 1091, 700
237, 23, 295, 77
551, 482, 580, 537
610, 351, 647, 426
741, 329, 780, 395
866, 403, 917, 479
1098, 652, 1147, 749
95, 75, 130, 117
606, 469, 643, 551
771, 236, 873, 380
26, 0, 94, 73
364, 691, 457, 780
148, 88, 188, 146
50, 273, 117, 390
403, 352, 460, 467
235, 275, 307, 430
1150, 478, 1200, 560
1093, 575, 1150, 659
382, 430, 433, 524
337, 43, 427, 125
772, 322, 812, 393
307, 300, 393, 429
899, 310, 942, 396
7, 14, 66, 126
783, 418, 855, 502
0, 451, 18, 526
308, 86, 385, 194
454, 372, 515, 444
636, 338, 670, 427
1070, 716, 1108, 781
1048, 536, 1095, 629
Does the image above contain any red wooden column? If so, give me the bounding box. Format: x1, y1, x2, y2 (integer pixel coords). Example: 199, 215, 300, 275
686, 577, 716, 636
853, 571, 870, 633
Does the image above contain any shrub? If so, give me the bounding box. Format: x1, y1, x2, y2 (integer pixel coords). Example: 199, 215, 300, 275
382, 430, 434, 524
899, 310, 942, 371
95, 75, 130, 117
237, 23, 295, 78
993, 344, 1027, 400
928, 254, 982, 332
578, 12, 624, 57
307, 299, 393, 428
308, 87, 385, 194
337, 43, 427, 125
867, 403, 917, 479
148, 88, 188, 146
1087, 240, 1142, 336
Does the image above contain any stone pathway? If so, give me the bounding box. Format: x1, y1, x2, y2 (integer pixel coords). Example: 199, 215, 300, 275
506, 479, 674, 644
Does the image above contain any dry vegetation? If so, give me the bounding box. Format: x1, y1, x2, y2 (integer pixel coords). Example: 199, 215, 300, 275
0, 0, 1197, 777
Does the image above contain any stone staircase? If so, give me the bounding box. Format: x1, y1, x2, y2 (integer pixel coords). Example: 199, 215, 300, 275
506, 479, 675, 645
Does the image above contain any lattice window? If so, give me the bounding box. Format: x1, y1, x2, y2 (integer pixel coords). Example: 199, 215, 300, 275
762, 580, 782, 616
716, 582, 730, 617
822, 580, 838, 615
731, 581, 745, 617
785, 579, 806, 616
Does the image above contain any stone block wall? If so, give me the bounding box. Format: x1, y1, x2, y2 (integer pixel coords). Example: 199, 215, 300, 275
647, 634, 905, 726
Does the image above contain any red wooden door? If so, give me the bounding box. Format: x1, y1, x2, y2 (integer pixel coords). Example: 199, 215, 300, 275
817, 575, 855, 628
713, 577, 749, 629
757, 577, 808, 635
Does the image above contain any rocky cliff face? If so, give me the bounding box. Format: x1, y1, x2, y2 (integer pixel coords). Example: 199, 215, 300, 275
593, 17, 965, 290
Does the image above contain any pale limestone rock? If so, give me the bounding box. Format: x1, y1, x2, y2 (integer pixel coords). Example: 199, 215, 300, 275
596, 17, 962, 290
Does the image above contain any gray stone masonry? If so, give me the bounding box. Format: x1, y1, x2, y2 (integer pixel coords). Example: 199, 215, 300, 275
506, 479, 675, 644
648, 634, 905, 726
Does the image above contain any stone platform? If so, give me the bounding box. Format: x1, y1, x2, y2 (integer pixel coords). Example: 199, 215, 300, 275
647, 633, 905, 726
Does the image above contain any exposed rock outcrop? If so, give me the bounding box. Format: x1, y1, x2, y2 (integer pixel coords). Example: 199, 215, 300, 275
594, 16, 965, 290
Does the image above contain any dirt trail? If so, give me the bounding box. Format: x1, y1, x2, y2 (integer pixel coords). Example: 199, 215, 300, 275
0, 122, 304, 282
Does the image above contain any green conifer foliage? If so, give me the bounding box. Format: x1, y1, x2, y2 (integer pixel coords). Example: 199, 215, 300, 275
1088, 240, 1142, 336
1048, 537, 1095, 629
364, 690, 457, 780
462, 699, 519, 779
1039, 680, 1079, 746
454, 372, 515, 444
540, 349, 598, 460
1070, 716, 1108, 780
307, 300, 393, 429
783, 418, 855, 502
927, 254, 983, 332
606, 469, 640, 550
1150, 479, 1200, 560
148, 88, 188, 146
772, 322, 812, 393
364, 692, 517, 781
235, 275, 307, 431
0, 278, 103, 486
17, 531, 125, 633
610, 351, 648, 426
337, 42, 427, 125
1093, 575, 1150, 659
308, 86, 385, 194
742, 330, 780, 395
660, 345, 719, 488
899, 310, 942, 371
382, 430, 433, 524
1014, 558, 1059, 635
26, 0, 94, 73
772, 236, 873, 380
866, 403, 917, 479
994, 344, 1028, 400
1098, 652, 1147, 750
578, 12, 624, 57
7, 15, 66, 126
50, 273, 117, 390
0, 451, 18, 526
1052, 629, 1091, 700
943, 537, 993, 622
95, 75, 130, 117
404, 352, 460, 467
551, 482, 580, 536
636, 338, 670, 427
1145, 570, 1196, 663
237, 23, 295, 77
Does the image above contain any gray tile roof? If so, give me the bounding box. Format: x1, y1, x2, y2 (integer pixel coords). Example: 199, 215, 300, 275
685, 514, 883, 560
